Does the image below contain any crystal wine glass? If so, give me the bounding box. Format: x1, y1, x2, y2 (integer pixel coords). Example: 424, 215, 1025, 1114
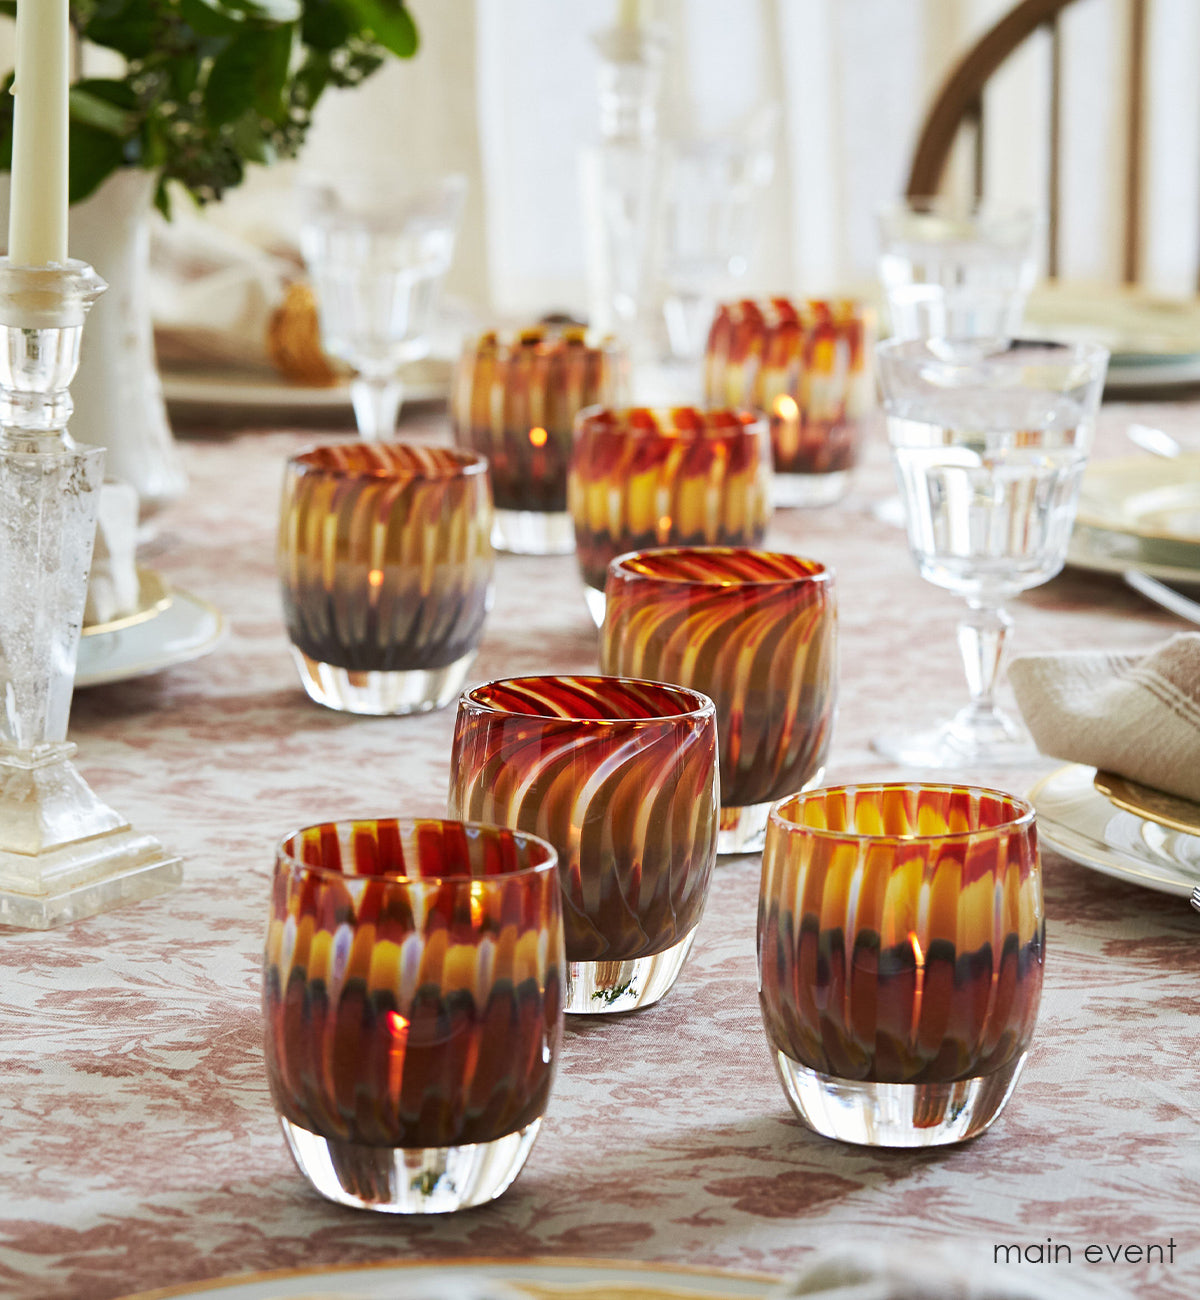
873, 338, 1108, 767
877, 198, 1040, 347
299, 175, 466, 441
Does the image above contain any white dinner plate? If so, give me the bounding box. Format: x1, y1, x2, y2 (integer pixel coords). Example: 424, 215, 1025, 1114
1023, 283, 1200, 391
161, 360, 449, 416
116, 1258, 779, 1300
76, 588, 225, 688
1067, 454, 1200, 581
1028, 764, 1200, 897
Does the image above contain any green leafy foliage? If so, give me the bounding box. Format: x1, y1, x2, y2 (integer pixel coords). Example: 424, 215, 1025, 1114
0, 0, 418, 213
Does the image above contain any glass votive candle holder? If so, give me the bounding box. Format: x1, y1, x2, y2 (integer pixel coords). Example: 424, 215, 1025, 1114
448, 675, 719, 1014
759, 783, 1044, 1148
568, 406, 772, 626
278, 443, 494, 715
704, 298, 875, 508
601, 547, 836, 855
262, 817, 564, 1214
450, 324, 627, 555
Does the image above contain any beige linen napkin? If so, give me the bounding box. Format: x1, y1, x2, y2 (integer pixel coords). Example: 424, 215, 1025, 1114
1008, 633, 1200, 802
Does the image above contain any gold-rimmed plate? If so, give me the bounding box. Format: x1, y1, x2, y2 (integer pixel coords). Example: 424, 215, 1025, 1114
82, 568, 173, 638
1093, 770, 1200, 837
1029, 764, 1200, 896
115, 1257, 780, 1300
76, 588, 224, 688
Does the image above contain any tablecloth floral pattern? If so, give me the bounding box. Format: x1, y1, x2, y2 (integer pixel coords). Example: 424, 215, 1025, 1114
1, 402, 1198, 1300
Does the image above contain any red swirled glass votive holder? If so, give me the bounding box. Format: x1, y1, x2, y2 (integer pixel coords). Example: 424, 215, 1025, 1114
567, 406, 773, 626
448, 675, 719, 1014
758, 783, 1044, 1147
601, 547, 836, 855
704, 298, 875, 507
263, 816, 563, 1213
278, 443, 494, 715
450, 324, 627, 555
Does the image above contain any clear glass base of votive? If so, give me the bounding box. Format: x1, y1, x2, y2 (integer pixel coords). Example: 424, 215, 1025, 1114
719, 767, 826, 855
290, 648, 476, 715
717, 801, 772, 855
493, 508, 575, 555
772, 1050, 1027, 1147
584, 585, 607, 628
280, 1117, 542, 1213
565, 928, 697, 1014
773, 469, 853, 509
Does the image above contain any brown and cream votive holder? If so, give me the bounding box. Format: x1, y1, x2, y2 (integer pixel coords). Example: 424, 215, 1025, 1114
602, 547, 837, 854
449, 674, 719, 1014
451, 324, 627, 555
278, 442, 494, 715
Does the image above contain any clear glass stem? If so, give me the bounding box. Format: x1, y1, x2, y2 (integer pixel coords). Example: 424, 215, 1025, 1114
351, 376, 403, 443
950, 602, 1026, 748
957, 602, 1010, 720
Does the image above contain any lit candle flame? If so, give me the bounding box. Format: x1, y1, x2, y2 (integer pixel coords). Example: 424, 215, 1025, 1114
469, 879, 486, 927
387, 1010, 409, 1104
909, 932, 925, 1045
529, 426, 548, 447
774, 394, 800, 421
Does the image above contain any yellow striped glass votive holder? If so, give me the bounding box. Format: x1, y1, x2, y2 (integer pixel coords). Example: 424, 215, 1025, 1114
568, 407, 773, 626
278, 443, 494, 715
601, 547, 836, 854
263, 816, 563, 1212
704, 298, 875, 507
759, 783, 1044, 1147
448, 675, 719, 1014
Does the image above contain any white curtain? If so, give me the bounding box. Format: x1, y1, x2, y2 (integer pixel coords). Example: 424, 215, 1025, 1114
13, 0, 1193, 309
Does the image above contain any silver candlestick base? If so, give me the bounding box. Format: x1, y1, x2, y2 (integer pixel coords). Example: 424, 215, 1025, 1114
0, 258, 181, 928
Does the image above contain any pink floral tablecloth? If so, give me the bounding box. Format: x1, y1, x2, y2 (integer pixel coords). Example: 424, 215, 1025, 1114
2, 397, 1198, 1300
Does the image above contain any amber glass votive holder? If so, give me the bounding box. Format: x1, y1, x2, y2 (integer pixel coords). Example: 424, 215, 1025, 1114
704, 298, 875, 508
278, 443, 494, 715
759, 783, 1043, 1147
568, 406, 772, 626
601, 547, 836, 855
263, 816, 563, 1214
450, 325, 627, 555
449, 675, 719, 1014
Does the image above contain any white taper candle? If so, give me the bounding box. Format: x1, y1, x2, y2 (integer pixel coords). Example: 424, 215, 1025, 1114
8, 0, 71, 266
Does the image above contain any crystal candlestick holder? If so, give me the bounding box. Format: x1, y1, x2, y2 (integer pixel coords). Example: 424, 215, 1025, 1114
0, 259, 182, 928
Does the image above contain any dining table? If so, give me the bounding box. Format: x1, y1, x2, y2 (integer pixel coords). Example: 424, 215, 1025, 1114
2, 378, 1198, 1300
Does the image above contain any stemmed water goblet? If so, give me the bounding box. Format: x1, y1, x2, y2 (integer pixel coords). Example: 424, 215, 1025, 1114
299, 175, 466, 440
877, 198, 1040, 346
873, 337, 1108, 767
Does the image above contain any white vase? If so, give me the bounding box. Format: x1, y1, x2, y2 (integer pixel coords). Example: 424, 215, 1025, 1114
1, 169, 187, 514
